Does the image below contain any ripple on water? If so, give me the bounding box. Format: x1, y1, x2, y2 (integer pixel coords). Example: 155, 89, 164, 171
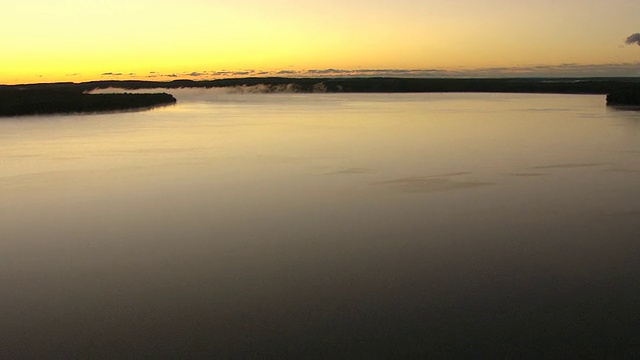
375, 174, 493, 193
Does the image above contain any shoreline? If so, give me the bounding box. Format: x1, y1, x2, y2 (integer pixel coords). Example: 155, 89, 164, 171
2, 77, 640, 116
0, 90, 176, 117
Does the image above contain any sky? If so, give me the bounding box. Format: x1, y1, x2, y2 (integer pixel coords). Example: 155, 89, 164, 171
2, 0, 640, 84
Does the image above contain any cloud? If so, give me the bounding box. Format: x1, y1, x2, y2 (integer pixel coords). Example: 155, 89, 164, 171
453, 62, 640, 77
210, 71, 228, 76
307, 68, 350, 74
625, 33, 640, 46
312, 64, 640, 77
93, 62, 640, 82
301, 68, 449, 77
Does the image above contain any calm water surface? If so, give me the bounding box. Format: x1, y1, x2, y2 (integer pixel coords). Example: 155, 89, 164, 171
1, 92, 640, 357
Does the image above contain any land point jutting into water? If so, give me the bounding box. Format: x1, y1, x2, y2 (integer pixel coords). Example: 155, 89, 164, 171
2, 77, 640, 116
0, 86, 176, 117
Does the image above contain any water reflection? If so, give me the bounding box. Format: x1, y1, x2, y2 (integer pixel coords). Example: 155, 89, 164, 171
1, 93, 639, 357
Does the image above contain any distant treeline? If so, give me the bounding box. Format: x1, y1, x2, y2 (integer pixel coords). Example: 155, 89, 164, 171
72, 77, 640, 95
0, 87, 176, 116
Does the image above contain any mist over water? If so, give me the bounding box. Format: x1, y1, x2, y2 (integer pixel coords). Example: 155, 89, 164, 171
1, 93, 640, 357
90, 83, 330, 99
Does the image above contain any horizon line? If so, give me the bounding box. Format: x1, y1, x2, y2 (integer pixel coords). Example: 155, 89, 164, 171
5, 62, 640, 86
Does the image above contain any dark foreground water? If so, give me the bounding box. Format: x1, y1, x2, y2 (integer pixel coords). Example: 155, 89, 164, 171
1, 92, 640, 358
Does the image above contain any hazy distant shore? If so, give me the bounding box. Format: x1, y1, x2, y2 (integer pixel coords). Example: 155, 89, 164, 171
16, 77, 640, 94
2, 77, 640, 116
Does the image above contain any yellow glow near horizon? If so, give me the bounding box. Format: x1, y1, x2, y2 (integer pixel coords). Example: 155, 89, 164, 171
2, 0, 640, 84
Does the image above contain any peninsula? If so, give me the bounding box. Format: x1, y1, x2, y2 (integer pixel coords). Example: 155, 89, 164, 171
0, 84, 176, 117
605, 87, 640, 106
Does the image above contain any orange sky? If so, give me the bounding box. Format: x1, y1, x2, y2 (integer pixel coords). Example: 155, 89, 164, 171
2, 0, 640, 84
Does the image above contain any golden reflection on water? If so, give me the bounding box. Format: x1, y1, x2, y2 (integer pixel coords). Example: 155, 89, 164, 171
1, 93, 640, 357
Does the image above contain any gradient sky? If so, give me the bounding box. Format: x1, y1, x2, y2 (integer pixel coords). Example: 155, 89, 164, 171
2, 0, 640, 84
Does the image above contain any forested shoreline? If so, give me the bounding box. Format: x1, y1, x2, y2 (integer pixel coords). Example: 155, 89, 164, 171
3, 77, 640, 116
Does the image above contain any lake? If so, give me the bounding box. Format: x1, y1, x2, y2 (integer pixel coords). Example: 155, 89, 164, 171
1, 91, 639, 357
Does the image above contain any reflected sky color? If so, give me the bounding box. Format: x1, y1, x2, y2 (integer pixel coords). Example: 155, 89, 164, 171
1, 93, 640, 357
